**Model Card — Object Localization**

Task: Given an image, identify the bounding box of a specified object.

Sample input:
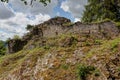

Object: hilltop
[0,17,120,80]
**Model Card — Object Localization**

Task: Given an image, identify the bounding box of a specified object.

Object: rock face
[7,39,27,53]
[7,17,119,53]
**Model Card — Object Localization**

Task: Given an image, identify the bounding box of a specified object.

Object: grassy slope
[0,34,120,80]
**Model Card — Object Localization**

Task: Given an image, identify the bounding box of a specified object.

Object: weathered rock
[7,17,120,53]
[7,39,27,53]
[60,37,76,47]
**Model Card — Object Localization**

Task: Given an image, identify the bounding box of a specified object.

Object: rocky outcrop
[7,17,120,53]
[7,39,27,53]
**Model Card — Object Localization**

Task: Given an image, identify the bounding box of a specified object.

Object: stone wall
[38,20,119,39]
[7,17,119,53]
[7,39,27,53]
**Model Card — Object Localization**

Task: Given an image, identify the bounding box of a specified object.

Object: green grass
[0,47,48,77]
[0,32,120,79]
[115,22,120,29]
[62,22,74,26]
[85,37,120,59]
[92,18,112,24]
[61,64,69,70]
[118,67,120,71]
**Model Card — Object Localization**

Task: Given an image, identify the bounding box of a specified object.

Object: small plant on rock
[77,64,96,80]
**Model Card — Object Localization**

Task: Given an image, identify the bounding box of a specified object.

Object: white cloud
[0,13,50,41]
[74,18,80,22]
[9,0,58,15]
[0,0,56,41]
[0,0,88,41]
[0,2,14,19]
[61,1,70,12]
[61,0,87,19]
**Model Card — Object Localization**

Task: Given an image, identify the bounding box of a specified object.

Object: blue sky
[0,0,87,41]
[53,0,75,21]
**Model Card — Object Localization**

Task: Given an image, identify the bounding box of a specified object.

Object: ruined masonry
[7,17,119,53]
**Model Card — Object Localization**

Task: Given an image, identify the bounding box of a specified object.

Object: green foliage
[26,24,34,31]
[77,64,95,80]
[0,40,6,56]
[94,69,100,77]
[118,67,120,71]
[61,64,69,70]
[0,0,8,3]
[1,0,51,6]
[115,22,120,29]
[84,41,91,46]
[110,41,119,50]
[82,0,120,23]
[62,22,74,27]
[43,45,50,50]
[13,35,20,40]
[94,39,102,45]
[92,18,112,24]
[6,38,11,43]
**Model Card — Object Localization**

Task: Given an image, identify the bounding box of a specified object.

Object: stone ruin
[7,39,27,53]
[7,17,120,53]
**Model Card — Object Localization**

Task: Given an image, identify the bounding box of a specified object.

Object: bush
[26,24,34,31]
[77,64,95,80]
[0,40,6,56]
[13,35,21,40]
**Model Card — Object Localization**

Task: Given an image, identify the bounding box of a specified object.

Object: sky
[0,0,88,41]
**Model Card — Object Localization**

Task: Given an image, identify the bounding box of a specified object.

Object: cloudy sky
[0,0,87,41]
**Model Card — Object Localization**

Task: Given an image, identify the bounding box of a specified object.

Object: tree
[0,0,51,6]
[82,0,120,23]
[0,40,6,56]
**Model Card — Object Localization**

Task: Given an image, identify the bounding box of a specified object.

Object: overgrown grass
[61,64,69,70]
[62,22,74,26]
[114,22,120,29]
[0,47,48,77]
[92,18,112,24]
[85,37,120,59]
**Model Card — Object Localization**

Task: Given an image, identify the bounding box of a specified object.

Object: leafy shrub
[77,64,95,80]
[26,24,34,31]
[13,35,21,40]
[0,40,6,56]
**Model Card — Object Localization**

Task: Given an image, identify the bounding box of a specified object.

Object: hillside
[0,17,120,80]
